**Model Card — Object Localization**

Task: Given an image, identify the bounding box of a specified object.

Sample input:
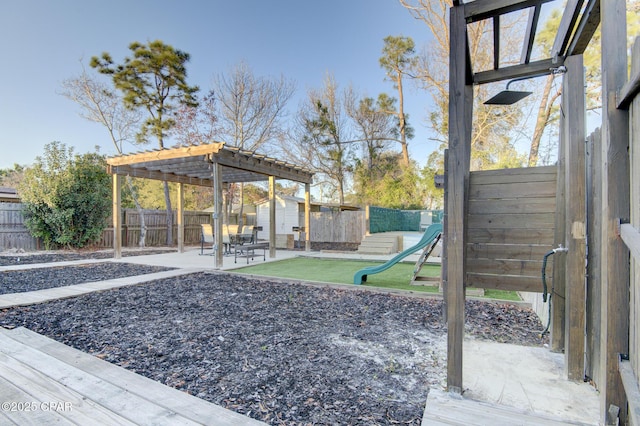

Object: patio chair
[222,224,240,254]
[200,224,214,255]
[239,225,255,244]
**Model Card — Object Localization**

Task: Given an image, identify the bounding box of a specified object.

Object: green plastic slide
[353,223,442,285]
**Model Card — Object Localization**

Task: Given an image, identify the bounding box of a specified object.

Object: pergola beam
[473,58,562,85]
[106,143,224,166]
[566,0,600,56]
[464,0,554,23]
[106,143,314,186]
[551,0,585,60]
[107,164,212,187]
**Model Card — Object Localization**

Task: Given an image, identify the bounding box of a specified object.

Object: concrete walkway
[422,339,600,425]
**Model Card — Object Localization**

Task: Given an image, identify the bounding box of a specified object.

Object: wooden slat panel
[468,212,555,229]
[465,166,557,292]
[466,273,544,292]
[467,243,553,260]
[469,181,557,199]
[467,227,554,245]
[467,257,551,277]
[469,197,556,215]
[469,166,556,184]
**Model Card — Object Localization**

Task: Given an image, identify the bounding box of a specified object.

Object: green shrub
[19,142,111,249]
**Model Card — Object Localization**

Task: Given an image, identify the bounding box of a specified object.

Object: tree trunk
[529,74,559,167]
[397,73,410,166]
[163,181,173,246]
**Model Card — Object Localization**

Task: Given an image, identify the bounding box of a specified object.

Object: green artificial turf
[232,257,521,301]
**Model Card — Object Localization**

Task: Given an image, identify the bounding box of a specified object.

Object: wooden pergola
[106,142,314,268]
[446,0,639,423]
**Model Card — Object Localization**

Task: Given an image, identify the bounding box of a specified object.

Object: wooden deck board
[0,327,266,425]
[0,360,132,425]
[0,375,72,425]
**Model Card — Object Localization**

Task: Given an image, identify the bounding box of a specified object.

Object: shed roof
[106,142,314,185]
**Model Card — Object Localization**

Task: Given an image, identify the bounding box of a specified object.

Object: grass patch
[483,289,522,302]
[233,257,520,300]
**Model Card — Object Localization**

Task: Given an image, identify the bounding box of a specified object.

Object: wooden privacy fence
[99,209,211,248]
[0,203,38,250]
[307,210,364,243]
[465,166,557,291]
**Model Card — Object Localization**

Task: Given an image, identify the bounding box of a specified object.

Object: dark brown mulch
[0,263,174,295]
[0,263,546,425]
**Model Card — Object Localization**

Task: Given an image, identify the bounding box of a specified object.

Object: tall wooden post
[112,174,122,259]
[305,183,311,252]
[269,176,276,258]
[446,4,472,393]
[563,54,586,380]
[600,0,630,421]
[551,112,566,352]
[177,182,184,253]
[212,161,223,269]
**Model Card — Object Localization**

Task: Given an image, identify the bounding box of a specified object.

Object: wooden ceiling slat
[521,5,542,64]
[464,0,554,23]
[551,0,585,59]
[493,16,500,70]
[566,0,600,56]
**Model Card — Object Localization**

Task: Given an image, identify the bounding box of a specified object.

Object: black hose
[540,249,556,336]
[541,249,555,303]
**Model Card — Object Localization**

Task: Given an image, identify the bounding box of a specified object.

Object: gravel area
[0,261,546,425]
[0,263,174,295]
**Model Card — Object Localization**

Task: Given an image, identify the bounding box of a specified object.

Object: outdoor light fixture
[484,66,567,106]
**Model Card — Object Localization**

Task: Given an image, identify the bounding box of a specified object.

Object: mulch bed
[0,255,546,425]
[0,263,174,295]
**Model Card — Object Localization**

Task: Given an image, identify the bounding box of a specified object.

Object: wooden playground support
[444,0,640,423]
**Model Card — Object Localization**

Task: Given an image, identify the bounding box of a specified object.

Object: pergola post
[600,0,630,420]
[212,161,223,269]
[446,3,472,394]
[177,182,184,253]
[305,183,311,252]
[562,54,586,380]
[112,174,122,259]
[269,175,276,258]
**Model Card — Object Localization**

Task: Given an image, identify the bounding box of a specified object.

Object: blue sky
[0,0,439,170]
